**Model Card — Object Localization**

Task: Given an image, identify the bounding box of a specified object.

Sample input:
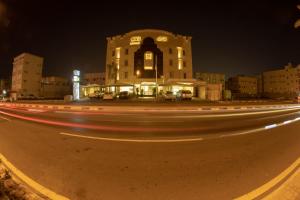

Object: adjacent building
[194,72,225,90]
[227,75,258,98]
[263,63,300,99]
[11,53,43,99]
[83,72,105,85]
[41,76,72,99]
[105,29,198,96]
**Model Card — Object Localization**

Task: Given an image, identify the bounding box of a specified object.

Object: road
[0,104,300,199]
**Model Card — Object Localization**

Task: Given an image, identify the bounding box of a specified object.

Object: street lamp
[155,54,158,99]
[135,70,140,96]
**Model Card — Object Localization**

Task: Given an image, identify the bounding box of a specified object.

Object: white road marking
[170,107,300,119]
[59,132,204,143]
[27,109,46,112]
[0,115,11,121]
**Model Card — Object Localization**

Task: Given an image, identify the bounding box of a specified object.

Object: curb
[0,102,298,112]
[0,154,69,200]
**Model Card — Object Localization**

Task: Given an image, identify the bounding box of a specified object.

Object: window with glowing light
[144,51,154,70]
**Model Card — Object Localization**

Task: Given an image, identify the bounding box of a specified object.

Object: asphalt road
[0,104,300,200]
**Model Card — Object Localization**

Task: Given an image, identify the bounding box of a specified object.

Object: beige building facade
[263,63,300,99]
[105,29,195,96]
[83,72,105,85]
[227,75,258,98]
[11,53,43,99]
[194,72,225,90]
[41,76,71,99]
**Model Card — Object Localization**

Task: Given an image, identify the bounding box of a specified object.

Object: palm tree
[295,5,300,28]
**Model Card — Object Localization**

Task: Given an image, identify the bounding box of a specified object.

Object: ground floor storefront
[81,79,222,101]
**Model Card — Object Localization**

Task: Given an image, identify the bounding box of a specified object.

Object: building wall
[41,76,71,99]
[263,63,300,99]
[105,29,193,85]
[11,53,43,98]
[194,72,225,90]
[206,83,222,101]
[83,72,105,85]
[227,75,257,98]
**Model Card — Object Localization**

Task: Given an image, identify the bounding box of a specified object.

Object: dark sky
[1,0,300,79]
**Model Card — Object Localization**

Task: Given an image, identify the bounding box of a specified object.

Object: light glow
[130,36,142,45]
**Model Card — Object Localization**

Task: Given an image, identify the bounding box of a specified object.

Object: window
[23,80,27,82]
[183,61,186,67]
[112,50,115,57]
[184,73,187,79]
[169,72,174,78]
[125,60,128,66]
[183,50,186,56]
[124,72,128,79]
[169,59,173,66]
[169,48,173,54]
[24,70,28,74]
[144,51,153,70]
[125,48,129,55]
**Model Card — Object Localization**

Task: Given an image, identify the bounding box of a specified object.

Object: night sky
[1,0,300,79]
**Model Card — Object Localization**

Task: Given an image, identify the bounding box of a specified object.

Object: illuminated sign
[130,36,142,45]
[144,66,153,70]
[156,36,168,42]
[73,70,80,100]
[144,52,153,60]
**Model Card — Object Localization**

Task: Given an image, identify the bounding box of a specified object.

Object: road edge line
[235,157,300,200]
[0,153,69,200]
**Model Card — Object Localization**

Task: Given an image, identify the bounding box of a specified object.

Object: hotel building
[105,29,202,96]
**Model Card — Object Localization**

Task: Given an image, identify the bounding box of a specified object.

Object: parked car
[176,90,193,101]
[163,91,176,101]
[103,92,115,100]
[89,91,103,99]
[118,91,130,99]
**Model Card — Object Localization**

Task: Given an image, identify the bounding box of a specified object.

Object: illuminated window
[177,47,183,70]
[115,47,121,59]
[130,36,142,45]
[156,36,168,42]
[144,52,153,60]
[178,59,183,70]
[144,51,153,70]
[177,47,183,58]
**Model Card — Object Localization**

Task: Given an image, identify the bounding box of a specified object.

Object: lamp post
[155,54,158,99]
[136,70,140,96]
